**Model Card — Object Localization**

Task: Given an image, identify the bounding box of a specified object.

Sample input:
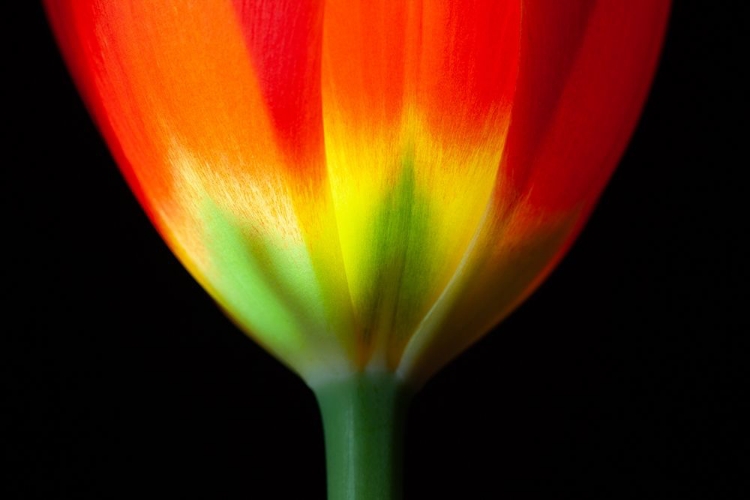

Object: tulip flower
[45,0,671,498]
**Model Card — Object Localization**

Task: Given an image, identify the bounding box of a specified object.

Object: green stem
[313,373,412,500]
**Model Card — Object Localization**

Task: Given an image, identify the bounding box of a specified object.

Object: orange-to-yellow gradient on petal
[44,0,671,386]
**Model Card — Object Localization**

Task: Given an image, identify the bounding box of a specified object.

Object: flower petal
[44,0,356,380]
[400,0,671,384]
[321,0,520,369]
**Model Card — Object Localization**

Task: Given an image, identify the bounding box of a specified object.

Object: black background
[5,3,746,498]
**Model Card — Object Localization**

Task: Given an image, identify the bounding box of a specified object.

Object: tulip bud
[44,1,671,498]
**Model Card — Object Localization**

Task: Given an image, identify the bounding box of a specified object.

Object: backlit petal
[400,0,671,384]
[45,0,356,380]
[321,0,520,369]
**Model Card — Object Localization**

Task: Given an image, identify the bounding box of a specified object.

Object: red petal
[413,0,520,145]
[231,0,325,178]
[498,0,671,213]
